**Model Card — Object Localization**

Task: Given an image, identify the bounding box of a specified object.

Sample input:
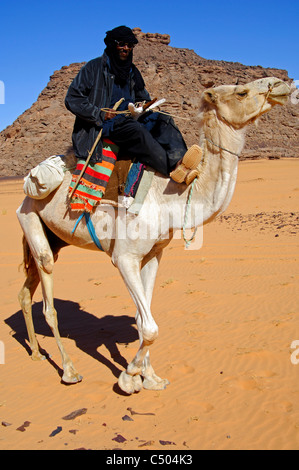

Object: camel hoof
[62,371,83,384]
[31,351,46,361]
[62,374,83,384]
[118,371,142,394]
[132,375,143,393]
[143,377,170,391]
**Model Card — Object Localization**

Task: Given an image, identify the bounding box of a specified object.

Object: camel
[16,77,290,394]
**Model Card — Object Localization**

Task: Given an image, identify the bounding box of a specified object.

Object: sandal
[170,145,202,184]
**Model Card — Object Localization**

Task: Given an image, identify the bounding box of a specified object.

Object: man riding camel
[65,25,202,185]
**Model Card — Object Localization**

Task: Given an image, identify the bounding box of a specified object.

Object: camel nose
[267,78,291,105]
[268,78,291,95]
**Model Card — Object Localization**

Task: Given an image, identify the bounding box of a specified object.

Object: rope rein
[205,138,240,157]
[100,107,190,121]
[182,176,199,249]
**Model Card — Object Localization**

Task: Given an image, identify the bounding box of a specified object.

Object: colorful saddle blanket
[69,139,146,212]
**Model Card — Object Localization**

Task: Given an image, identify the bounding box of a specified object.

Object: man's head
[104,26,138,61]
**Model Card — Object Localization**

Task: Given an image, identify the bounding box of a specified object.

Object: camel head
[202,77,291,129]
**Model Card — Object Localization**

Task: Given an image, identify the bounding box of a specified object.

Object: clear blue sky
[0,0,298,132]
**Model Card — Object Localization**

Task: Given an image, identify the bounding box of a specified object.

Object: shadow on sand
[5,299,139,392]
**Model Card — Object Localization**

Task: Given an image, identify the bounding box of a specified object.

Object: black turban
[104,26,138,47]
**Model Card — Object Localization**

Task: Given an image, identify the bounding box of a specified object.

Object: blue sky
[0,0,298,132]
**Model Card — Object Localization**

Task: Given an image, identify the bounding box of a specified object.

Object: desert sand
[0,158,299,450]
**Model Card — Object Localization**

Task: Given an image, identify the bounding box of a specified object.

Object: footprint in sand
[221,375,260,391]
[221,369,277,391]
[251,370,276,379]
[264,401,293,414]
[198,401,214,413]
[188,401,214,422]
[165,361,195,381]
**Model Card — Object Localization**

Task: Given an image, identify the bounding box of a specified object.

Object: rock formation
[0,29,298,177]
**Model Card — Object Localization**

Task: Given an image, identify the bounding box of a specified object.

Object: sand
[0,158,299,450]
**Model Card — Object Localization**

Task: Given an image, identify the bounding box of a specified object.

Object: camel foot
[62,365,83,384]
[62,372,83,384]
[143,375,170,391]
[31,350,46,361]
[118,371,143,395]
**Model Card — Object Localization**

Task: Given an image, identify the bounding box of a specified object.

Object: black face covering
[104,26,144,91]
[105,45,133,86]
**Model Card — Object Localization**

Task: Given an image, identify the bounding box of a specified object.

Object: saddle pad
[68,139,119,212]
[101,158,146,204]
[127,167,155,215]
[124,162,145,197]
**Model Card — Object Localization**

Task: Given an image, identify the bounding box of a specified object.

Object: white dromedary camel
[16,77,290,394]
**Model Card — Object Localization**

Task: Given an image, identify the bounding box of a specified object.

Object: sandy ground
[0,158,299,451]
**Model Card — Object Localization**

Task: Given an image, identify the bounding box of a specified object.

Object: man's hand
[105,97,126,120]
[104,109,117,120]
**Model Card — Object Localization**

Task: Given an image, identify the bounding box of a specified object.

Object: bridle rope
[205,138,240,158]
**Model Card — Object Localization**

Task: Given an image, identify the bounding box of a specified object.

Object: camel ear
[204,89,218,104]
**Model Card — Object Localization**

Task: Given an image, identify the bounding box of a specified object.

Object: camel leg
[17,206,82,384]
[38,268,82,383]
[138,250,170,390]
[18,255,45,360]
[115,253,160,394]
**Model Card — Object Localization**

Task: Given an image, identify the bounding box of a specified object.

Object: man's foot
[170,145,202,184]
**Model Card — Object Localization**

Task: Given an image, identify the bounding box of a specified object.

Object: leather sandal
[170,145,202,184]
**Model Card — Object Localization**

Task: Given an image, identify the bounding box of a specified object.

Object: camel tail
[21,235,32,275]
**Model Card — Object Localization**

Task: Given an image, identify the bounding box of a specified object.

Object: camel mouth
[268,94,290,105]
[267,82,291,105]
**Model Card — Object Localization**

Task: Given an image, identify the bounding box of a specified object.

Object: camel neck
[193,110,244,222]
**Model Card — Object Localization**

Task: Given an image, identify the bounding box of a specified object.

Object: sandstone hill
[0,28,298,177]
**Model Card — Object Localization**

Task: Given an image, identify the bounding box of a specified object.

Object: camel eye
[237,91,248,98]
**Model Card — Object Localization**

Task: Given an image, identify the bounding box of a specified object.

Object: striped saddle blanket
[69,139,145,212]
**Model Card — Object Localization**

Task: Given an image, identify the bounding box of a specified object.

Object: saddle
[68,139,154,214]
[103,158,144,203]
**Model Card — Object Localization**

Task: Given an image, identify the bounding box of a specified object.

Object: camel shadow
[5,299,138,386]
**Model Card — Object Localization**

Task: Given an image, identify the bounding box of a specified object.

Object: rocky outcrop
[0,29,298,177]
